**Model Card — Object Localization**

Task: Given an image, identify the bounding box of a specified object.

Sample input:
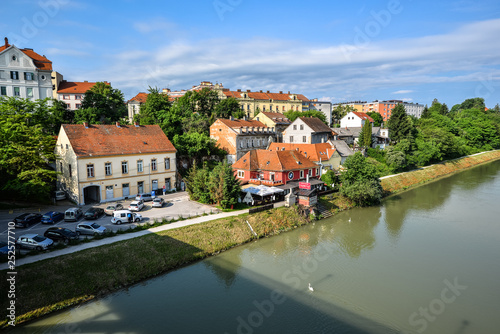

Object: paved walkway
[1,201,285,270]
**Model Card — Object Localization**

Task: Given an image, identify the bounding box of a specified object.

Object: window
[316,168,319,175]
[308,169,312,176]
[300,170,304,178]
[87,164,94,178]
[257,139,261,146]
[151,159,157,171]
[300,125,304,130]
[152,179,158,190]
[76,104,81,109]
[105,163,112,176]
[26,87,33,98]
[237,171,244,178]
[122,161,128,174]
[75,95,82,100]
[289,136,294,142]
[164,158,170,170]
[293,125,297,130]
[137,160,143,172]
[60,162,63,174]
[69,164,72,177]
[10,71,19,80]
[240,141,244,148]
[63,95,70,100]
[0,87,6,96]
[247,139,250,148]
[282,106,285,111]
[13,87,20,96]
[24,72,34,80]
[302,136,306,143]
[66,144,68,149]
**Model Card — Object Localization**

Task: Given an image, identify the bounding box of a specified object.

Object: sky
[2,0,500,107]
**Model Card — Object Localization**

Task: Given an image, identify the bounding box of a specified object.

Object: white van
[64,208,83,222]
[111,210,142,225]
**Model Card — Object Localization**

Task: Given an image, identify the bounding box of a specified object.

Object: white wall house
[0,37,53,100]
[282,116,333,144]
[56,123,177,205]
[340,111,374,128]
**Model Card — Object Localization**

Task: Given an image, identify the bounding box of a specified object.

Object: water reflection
[203,252,241,288]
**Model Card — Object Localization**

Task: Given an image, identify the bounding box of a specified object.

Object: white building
[57,81,102,111]
[305,99,333,126]
[340,111,374,128]
[0,37,53,100]
[283,117,333,144]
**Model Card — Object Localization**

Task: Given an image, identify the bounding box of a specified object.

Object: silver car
[152,197,165,208]
[16,234,53,251]
[76,222,107,236]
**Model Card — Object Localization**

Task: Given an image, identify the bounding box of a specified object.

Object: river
[12,161,500,333]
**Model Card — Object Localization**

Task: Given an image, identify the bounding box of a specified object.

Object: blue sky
[2,0,500,107]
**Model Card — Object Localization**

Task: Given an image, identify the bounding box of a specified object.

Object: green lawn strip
[0,206,308,328]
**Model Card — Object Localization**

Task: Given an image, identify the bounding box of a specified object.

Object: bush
[340,179,383,206]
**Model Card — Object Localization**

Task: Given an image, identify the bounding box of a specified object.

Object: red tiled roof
[352,111,374,122]
[217,118,266,129]
[223,91,242,98]
[0,42,52,71]
[57,81,99,94]
[128,92,149,104]
[299,117,331,132]
[62,124,176,157]
[296,94,310,102]
[233,149,317,172]
[268,143,336,162]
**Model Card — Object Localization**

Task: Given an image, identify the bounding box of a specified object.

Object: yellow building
[56,123,177,205]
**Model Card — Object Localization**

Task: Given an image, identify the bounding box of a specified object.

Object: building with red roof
[340,111,374,128]
[232,149,320,186]
[56,123,177,205]
[268,142,342,170]
[0,37,53,100]
[56,80,108,110]
[210,117,276,164]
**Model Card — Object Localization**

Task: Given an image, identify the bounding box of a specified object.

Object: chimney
[260,90,263,93]
[288,91,290,94]
[237,89,241,92]
[247,89,250,92]
[134,122,140,127]
[4,37,8,48]
[83,122,89,128]
[116,122,120,127]
[84,80,88,82]
[267,90,270,93]
[279,91,283,94]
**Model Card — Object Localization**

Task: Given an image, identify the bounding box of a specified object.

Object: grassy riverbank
[380,150,500,195]
[0,207,310,328]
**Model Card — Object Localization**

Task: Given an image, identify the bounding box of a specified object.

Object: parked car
[44,227,79,244]
[12,213,43,228]
[0,241,10,255]
[76,222,107,236]
[84,207,105,220]
[111,210,143,224]
[16,234,53,251]
[152,197,165,208]
[55,190,66,200]
[64,208,83,222]
[41,211,64,224]
[104,203,124,215]
[128,200,144,212]
[135,193,154,202]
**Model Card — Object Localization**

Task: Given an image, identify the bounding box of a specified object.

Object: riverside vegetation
[1,151,499,328]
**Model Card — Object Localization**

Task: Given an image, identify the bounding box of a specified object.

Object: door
[137,181,144,194]
[165,178,171,190]
[106,185,114,200]
[152,179,158,191]
[122,183,130,197]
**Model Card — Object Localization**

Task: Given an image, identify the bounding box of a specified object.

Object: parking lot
[0,192,218,250]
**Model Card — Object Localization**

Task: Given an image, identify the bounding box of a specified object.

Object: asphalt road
[0,192,218,246]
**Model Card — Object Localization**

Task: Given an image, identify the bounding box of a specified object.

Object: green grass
[0,206,309,328]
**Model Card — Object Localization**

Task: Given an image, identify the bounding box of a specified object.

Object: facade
[330,140,355,164]
[56,123,177,205]
[210,118,276,164]
[332,101,366,113]
[57,81,102,110]
[0,37,53,100]
[304,98,333,126]
[127,92,148,122]
[340,111,374,128]
[232,149,320,186]
[362,100,425,121]
[401,101,425,118]
[253,111,291,143]
[268,142,342,170]
[283,117,333,144]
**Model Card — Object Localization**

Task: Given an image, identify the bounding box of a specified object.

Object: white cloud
[87,18,500,102]
[133,18,177,34]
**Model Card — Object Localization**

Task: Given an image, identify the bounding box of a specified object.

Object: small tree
[358,120,372,148]
[387,104,413,143]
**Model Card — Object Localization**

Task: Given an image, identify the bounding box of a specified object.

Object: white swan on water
[308,283,314,292]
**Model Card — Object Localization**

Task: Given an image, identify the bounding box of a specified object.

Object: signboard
[299,182,311,190]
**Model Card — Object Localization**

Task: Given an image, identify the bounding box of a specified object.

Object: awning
[242,185,285,197]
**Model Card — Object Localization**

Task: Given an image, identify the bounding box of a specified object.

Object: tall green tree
[0,97,58,200]
[387,104,413,143]
[366,112,383,127]
[75,82,126,124]
[214,97,245,119]
[208,161,242,208]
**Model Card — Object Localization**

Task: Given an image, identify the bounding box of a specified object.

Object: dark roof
[299,117,331,133]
